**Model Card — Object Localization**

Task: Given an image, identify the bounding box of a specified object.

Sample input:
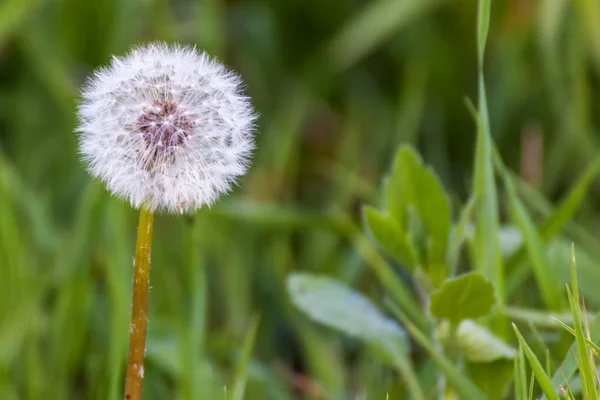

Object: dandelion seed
[76,42,256,213]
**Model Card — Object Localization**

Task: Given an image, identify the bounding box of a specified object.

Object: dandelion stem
[124,207,154,400]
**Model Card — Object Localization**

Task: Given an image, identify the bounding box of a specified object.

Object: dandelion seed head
[76,42,256,213]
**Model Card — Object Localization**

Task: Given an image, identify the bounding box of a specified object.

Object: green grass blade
[512,324,560,400]
[565,245,598,399]
[500,168,562,310]
[505,156,600,281]
[232,316,260,400]
[325,0,444,70]
[473,0,505,309]
[545,312,600,399]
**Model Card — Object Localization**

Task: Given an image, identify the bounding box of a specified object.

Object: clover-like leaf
[429,273,496,324]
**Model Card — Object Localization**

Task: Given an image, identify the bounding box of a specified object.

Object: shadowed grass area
[2,0,600,399]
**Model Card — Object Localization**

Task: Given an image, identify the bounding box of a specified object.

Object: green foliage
[287,273,426,399]
[513,324,560,400]
[3,0,600,398]
[429,273,496,324]
[436,320,513,363]
[288,273,407,351]
[363,206,416,270]
[365,145,450,287]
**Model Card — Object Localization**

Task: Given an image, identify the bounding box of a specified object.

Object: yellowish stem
[124,207,154,400]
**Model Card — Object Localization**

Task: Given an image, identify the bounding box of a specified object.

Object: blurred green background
[1,0,600,398]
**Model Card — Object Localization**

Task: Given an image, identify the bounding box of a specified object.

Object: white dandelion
[76,42,256,214]
[75,42,257,400]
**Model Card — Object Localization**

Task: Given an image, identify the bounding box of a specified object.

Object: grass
[2,0,600,399]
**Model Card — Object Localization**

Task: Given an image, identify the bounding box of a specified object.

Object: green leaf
[384,145,450,285]
[287,273,407,352]
[287,273,427,399]
[437,320,514,363]
[430,273,496,324]
[363,206,416,270]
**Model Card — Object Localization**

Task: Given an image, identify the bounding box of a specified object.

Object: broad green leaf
[387,146,449,259]
[363,206,416,270]
[287,273,407,353]
[384,145,450,286]
[467,360,513,400]
[287,273,426,399]
[437,320,514,362]
[513,324,560,400]
[430,273,496,324]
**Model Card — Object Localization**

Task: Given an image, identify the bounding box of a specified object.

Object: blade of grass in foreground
[545,313,600,399]
[514,345,527,400]
[540,248,600,400]
[473,0,505,311]
[565,246,597,399]
[499,165,562,311]
[232,316,260,400]
[504,155,600,297]
[512,324,560,400]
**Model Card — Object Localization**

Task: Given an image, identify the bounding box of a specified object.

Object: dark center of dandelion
[137,100,195,157]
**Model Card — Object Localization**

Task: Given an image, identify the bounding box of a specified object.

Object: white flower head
[76,42,256,214]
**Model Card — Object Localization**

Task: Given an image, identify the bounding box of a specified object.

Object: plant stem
[124,207,154,400]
